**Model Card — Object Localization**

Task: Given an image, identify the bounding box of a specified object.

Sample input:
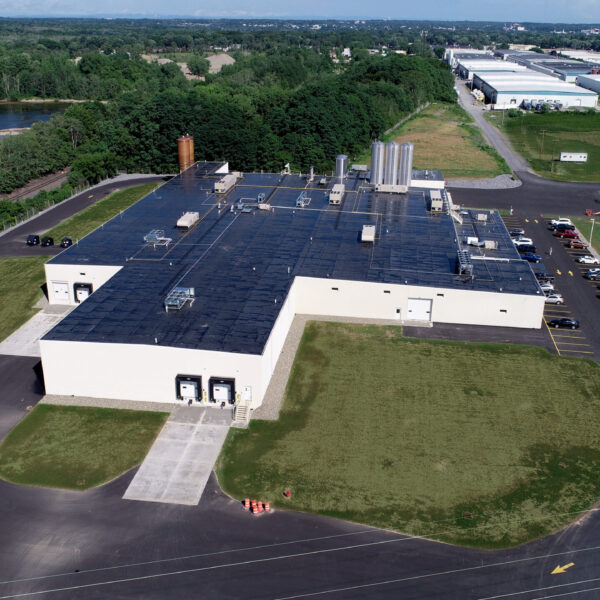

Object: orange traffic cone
[258,502,264,513]
[265,502,270,512]
[244,498,250,510]
[251,505,258,515]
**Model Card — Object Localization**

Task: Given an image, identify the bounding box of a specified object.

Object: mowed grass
[0,405,168,490]
[217,321,600,549]
[357,103,510,179]
[486,110,600,182]
[0,256,47,341]
[572,217,600,254]
[45,182,159,242]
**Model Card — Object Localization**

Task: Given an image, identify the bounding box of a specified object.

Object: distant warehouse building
[577,74,600,94]
[456,59,528,81]
[472,71,598,109]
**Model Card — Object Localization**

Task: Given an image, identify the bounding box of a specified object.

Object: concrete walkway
[455,79,531,173]
[0,297,72,357]
[123,406,231,506]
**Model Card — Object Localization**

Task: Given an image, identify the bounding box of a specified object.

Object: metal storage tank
[383,142,399,186]
[177,135,194,172]
[335,154,347,183]
[398,142,414,187]
[370,141,384,185]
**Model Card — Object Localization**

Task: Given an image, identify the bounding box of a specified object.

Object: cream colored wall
[294,276,544,329]
[40,339,263,405]
[45,263,122,305]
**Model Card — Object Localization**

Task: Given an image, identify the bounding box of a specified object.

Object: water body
[0,102,70,131]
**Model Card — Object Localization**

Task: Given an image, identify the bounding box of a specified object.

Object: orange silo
[177,135,194,172]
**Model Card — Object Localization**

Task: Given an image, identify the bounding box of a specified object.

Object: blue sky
[0,0,599,23]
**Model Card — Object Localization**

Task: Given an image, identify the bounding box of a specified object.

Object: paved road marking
[555,342,591,347]
[534,219,538,223]
[556,269,562,275]
[568,271,574,276]
[559,349,594,354]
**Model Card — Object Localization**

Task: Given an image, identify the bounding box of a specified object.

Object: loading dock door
[406,298,432,321]
[179,381,198,402]
[52,281,69,303]
[209,377,235,404]
[76,287,90,302]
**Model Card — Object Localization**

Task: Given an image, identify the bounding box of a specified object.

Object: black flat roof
[44,164,541,354]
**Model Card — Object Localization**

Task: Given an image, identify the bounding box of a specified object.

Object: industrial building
[40,142,545,411]
[472,71,598,109]
[455,59,528,81]
[577,74,600,94]
[444,48,492,69]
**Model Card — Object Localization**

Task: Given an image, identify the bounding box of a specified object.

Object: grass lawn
[0,405,168,489]
[44,182,159,242]
[0,256,47,341]
[572,217,600,255]
[486,110,600,182]
[356,103,510,179]
[217,321,600,549]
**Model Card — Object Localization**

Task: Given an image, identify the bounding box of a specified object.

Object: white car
[550,217,573,227]
[545,294,564,305]
[513,237,533,245]
[539,281,554,292]
[577,255,599,265]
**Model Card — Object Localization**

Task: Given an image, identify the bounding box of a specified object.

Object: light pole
[590,217,595,248]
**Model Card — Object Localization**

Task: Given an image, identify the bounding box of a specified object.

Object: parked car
[567,240,588,250]
[549,217,573,227]
[521,252,542,263]
[508,228,525,237]
[41,236,54,247]
[26,234,40,246]
[545,294,564,305]
[584,269,600,281]
[548,318,579,329]
[577,255,599,265]
[517,244,537,254]
[552,223,576,232]
[513,237,533,245]
[539,281,554,292]
[535,272,555,282]
[555,230,579,239]
[60,237,73,248]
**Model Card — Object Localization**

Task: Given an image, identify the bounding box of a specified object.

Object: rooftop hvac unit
[430,190,443,212]
[329,184,345,205]
[370,141,385,186]
[296,191,311,207]
[176,212,199,229]
[398,142,414,187]
[383,142,399,186]
[361,224,376,243]
[336,154,348,183]
[457,250,473,277]
[144,229,172,247]
[476,213,488,222]
[164,287,195,312]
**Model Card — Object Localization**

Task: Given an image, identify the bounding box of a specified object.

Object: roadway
[0,175,171,258]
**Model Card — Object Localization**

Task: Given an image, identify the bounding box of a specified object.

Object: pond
[0,102,70,131]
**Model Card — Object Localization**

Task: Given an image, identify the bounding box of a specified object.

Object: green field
[0,405,167,489]
[572,217,600,254]
[356,102,510,179]
[45,182,159,242]
[0,256,47,341]
[217,321,600,548]
[486,110,600,182]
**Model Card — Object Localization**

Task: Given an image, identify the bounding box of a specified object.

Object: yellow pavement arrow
[568,271,574,277]
[525,218,530,223]
[556,269,562,275]
[551,563,574,575]
[534,219,539,223]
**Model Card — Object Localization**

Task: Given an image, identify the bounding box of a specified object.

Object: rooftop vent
[457,250,473,278]
[296,191,311,208]
[362,224,376,243]
[144,229,172,247]
[165,287,195,312]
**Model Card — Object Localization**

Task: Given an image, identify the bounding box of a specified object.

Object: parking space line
[556,342,591,347]
[553,335,586,339]
[559,349,595,354]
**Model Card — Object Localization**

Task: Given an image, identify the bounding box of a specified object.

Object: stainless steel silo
[370,141,384,185]
[383,142,399,186]
[398,142,414,187]
[336,154,347,183]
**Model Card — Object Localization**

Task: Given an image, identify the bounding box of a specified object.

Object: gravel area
[41,395,175,414]
[447,174,522,189]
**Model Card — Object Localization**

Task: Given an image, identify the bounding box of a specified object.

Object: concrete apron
[123,406,231,506]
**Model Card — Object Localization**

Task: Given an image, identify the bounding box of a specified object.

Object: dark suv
[41,236,54,247]
[26,234,40,246]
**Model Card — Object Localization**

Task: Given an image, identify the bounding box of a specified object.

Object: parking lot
[502,213,599,361]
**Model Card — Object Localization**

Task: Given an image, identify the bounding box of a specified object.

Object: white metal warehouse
[40,150,545,411]
[456,59,528,81]
[472,71,598,109]
[577,74,600,94]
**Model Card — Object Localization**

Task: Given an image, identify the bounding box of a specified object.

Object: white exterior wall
[577,75,600,94]
[294,277,544,329]
[40,339,263,406]
[493,92,597,109]
[45,263,122,305]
